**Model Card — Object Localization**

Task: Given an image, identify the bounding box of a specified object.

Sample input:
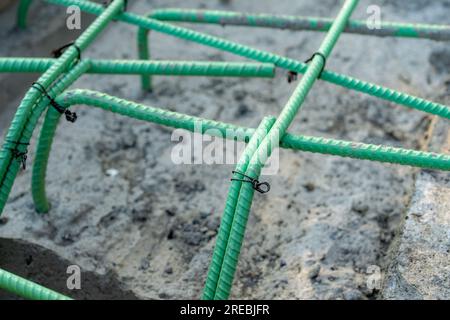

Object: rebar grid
[0,0,448,300]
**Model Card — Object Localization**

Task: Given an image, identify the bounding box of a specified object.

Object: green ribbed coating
[0,61,91,215]
[281,134,450,170]
[8,0,450,301]
[0,58,275,78]
[31,88,450,216]
[0,268,71,300]
[20,1,450,41]
[32,88,253,212]
[0,0,124,216]
[17,0,32,29]
[137,13,153,90]
[212,0,359,300]
[0,58,54,73]
[202,116,275,300]
[46,0,450,118]
[149,9,450,41]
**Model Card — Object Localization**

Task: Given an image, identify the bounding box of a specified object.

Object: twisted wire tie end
[231,170,270,194]
[5,140,30,170]
[287,51,327,83]
[31,82,77,123]
[52,41,81,65]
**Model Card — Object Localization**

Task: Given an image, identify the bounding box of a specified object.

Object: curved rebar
[31,88,450,213]
[43,0,450,119]
[0,267,71,300]
[0,57,275,78]
[6,0,450,301]
[0,0,124,215]
[0,61,91,215]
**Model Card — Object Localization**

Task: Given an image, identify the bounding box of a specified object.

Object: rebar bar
[209,0,359,300]
[0,267,71,300]
[0,57,275,78]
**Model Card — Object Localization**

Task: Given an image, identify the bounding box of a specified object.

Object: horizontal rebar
[46,0,450,119]
[30,88,450,216]
[0,58,275,77]
[54,89,450,170]
[6,0,450,301]
[150,8,450,41]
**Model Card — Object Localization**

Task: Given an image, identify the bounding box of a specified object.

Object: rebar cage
[0,0,449,300]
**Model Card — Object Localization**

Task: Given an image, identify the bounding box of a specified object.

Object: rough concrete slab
[0,0,449,300]
[383,105,450,300]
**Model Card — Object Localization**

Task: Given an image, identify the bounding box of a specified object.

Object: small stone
[165,209,176,217]
[164,266,173,274]
[106,168,119,177]
[140,258,150,271]
[0,217,8,225]
[280,259,287,268]
[303,183,315,192]
[200,211,210,219]
[351,200,369,214]
[167,229,175,240]
[307,264,321,280]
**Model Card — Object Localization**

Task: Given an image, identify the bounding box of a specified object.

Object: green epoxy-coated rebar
[45,0,450,119]
[137,8,450,91]
[5,0,450,301]
[0,268,71,300]
[19,1,450,41]
[31,88,250,213]
[202,116,276,300]
[30,89,450,215]
[211,0,359,300]
[0,61,90,215]
[137,13,153,90]
[17,0,32,29]
[149,9,450,41]
[0,0,124,215]
[0,58,275,78]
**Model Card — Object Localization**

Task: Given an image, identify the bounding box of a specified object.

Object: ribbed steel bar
[31,88,250,213]
[44,0,450,119]
[137,8,450,90]
[0,268,71,300]
[19,2,450,41]
[17,0,32,29]
[0,0,124,215]
[202,116,275,300]
[211,0,359,300]
[0,61,90,215]
[30,88,450,214]
[0,57,275,78]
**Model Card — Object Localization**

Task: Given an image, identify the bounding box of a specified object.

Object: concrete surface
[0,0,449,300]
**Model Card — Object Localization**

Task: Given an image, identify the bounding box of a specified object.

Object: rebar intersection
[0,0,449,300]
